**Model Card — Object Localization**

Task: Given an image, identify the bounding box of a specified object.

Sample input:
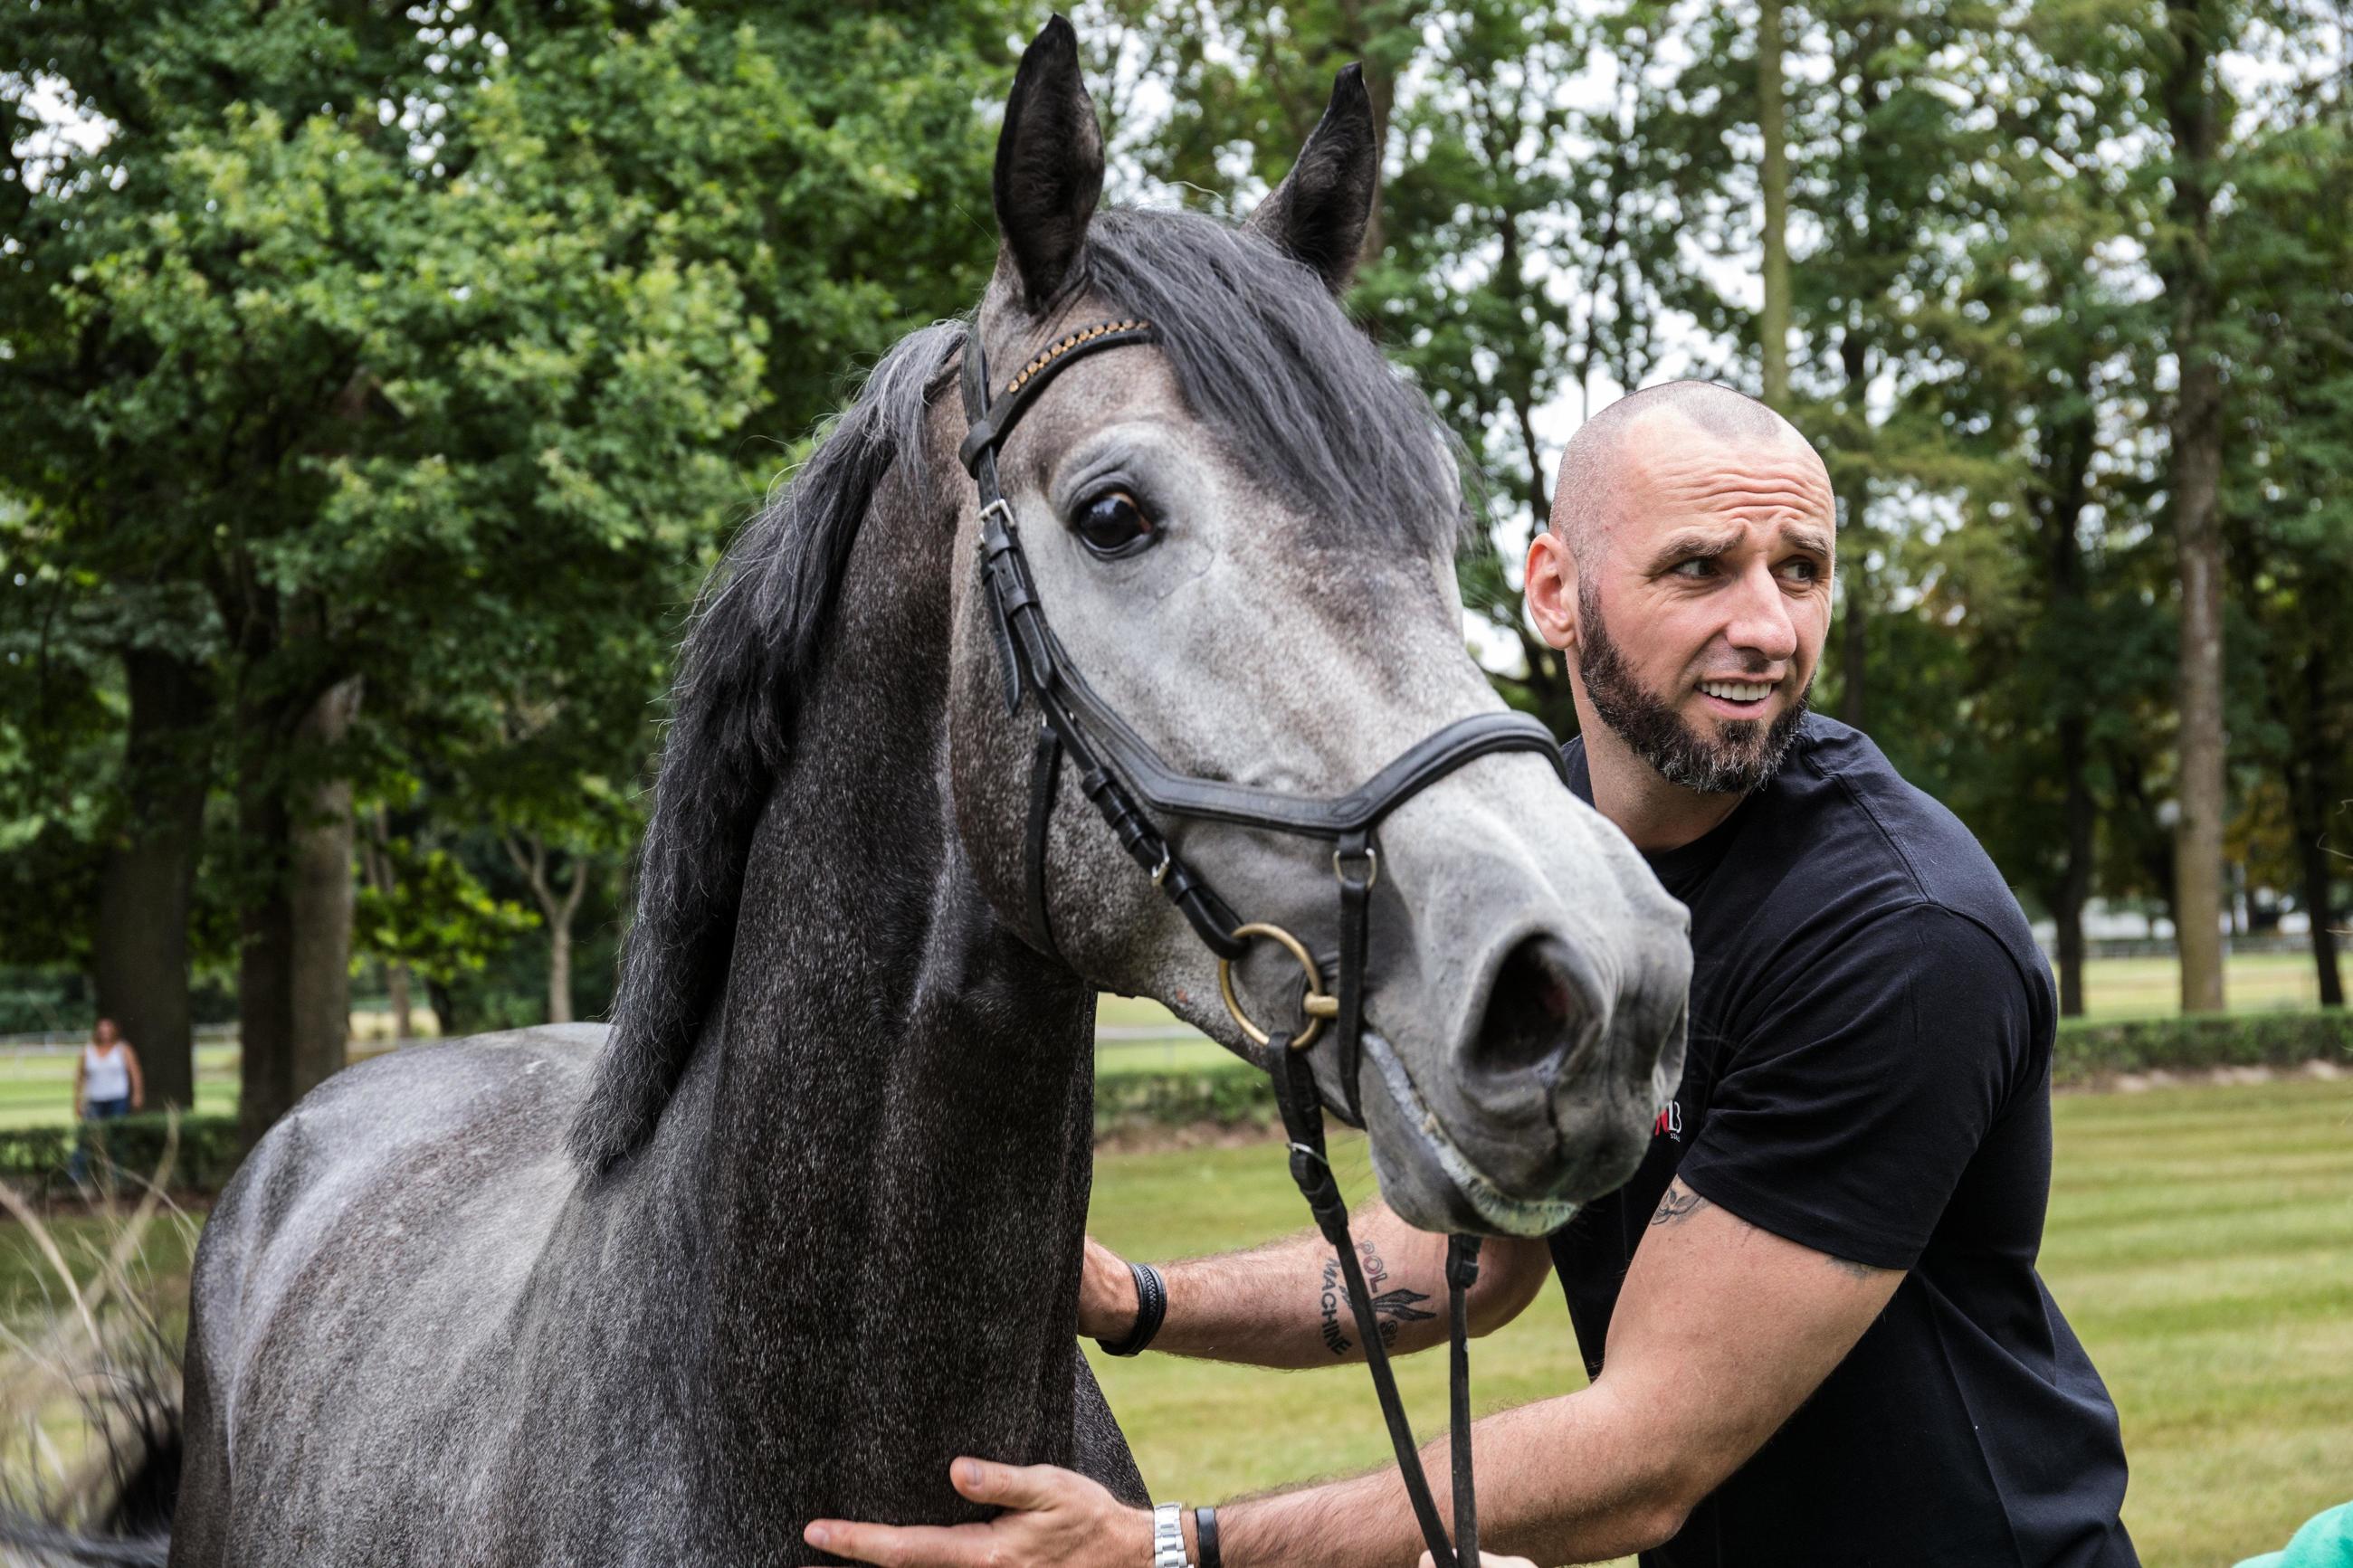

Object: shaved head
[1549,381,1805,556]
[1521,377,1836,822]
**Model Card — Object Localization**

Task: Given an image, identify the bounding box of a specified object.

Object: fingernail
[957,1459,986,1489]
[805,1525,832,1548]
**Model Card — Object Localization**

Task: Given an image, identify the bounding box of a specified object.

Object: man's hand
[805,1459,1147,1568]
[1077,1236,1140,1343]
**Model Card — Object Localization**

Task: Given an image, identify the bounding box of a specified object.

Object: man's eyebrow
[1644,527,1739,567]
[1781,524,1834,560]
[1643,523,1834,571]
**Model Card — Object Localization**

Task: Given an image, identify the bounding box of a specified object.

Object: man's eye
[1781,558,1822,583]
[1669,558,1715,579]
[1072,490,1157,557]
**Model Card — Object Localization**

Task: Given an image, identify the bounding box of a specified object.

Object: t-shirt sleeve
[1672,903,2037,1271]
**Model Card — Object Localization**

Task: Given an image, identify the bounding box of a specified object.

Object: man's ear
[993,16,1104,310]
[1524,528,1580,652]
[1243,65,1378,296]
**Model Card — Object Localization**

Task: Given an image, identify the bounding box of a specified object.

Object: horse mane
[567,322,965,1172]
[571,208,1461,1173]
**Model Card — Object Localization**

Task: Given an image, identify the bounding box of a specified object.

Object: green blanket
[2239,1504,2353,1568]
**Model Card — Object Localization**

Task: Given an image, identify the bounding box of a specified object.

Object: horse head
[944,18,1691,1235]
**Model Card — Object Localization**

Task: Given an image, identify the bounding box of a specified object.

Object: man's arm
[1079,1202,1556,1368]
[1224,1179,1901,1565]
[809,1179,1901,1568]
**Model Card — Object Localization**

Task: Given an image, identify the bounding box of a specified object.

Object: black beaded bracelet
[1194,1506,1222,1568]
[1098,1261,1167,1357]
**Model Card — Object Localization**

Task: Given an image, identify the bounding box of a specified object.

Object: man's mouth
[1696,679,1776,717]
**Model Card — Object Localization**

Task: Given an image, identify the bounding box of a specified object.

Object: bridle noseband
[960,317,1573,1568]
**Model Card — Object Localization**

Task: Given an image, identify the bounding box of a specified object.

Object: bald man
[811,385,2137,1568]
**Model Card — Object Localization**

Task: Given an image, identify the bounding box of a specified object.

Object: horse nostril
[1470,935,1597,1079]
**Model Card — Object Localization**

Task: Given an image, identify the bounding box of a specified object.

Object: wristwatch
[1152,1502,1193,1568]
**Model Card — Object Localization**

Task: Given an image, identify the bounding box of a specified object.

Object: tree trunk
[1837,505,1868,731]
[1758,0,1791,409]
[2056,714,2093,1017]
[2299,823,2345,1010]
[2164,0,2228,1015]
[548,914,574,1026]
[2048,413,2098,1018]
[289,677,363,1100]
[93,647,213,1109]
[2291,659,2345,1008]
[505,832,590,1026]
[357,809,415,1040]
[236,723,296,1152]
[387,964,414,1041]
[425,974,461,1040]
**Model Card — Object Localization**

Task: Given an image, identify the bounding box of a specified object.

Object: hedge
[1091,1008,2353,1139]
[0,1114,244,1199]
[2051,1008,2353,1081]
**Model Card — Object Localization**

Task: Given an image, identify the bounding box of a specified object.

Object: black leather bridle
[960,317,1572,1568]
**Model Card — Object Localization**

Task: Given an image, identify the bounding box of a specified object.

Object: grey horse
[166,21,1690,1568]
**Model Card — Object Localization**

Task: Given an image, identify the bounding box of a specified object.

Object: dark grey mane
[567,320,965,1171]
[572,208,1463,1172]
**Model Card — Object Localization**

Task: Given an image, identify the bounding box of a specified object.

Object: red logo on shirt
[1653,1102,1683,1141]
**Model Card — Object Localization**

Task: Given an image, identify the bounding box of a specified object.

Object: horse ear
[1245,65,1378,297]
[993,15,1104,310]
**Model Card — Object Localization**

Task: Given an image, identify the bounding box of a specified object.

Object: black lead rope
[957,318,1554,1568]
[1272,1038,1479,1568]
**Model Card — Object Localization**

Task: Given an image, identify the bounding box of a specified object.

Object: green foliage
[1094,1066,1282,1140]
[0,1114,244,1196]
[352,840,538,989]
[0,0,1021,1058]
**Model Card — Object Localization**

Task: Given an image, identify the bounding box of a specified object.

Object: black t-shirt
[1548,715,2136,1568]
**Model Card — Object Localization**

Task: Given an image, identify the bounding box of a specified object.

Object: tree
[2217,89,2353,1007]
[5,1,1015,1145]
[2157,0,2235,1012]
[1758,0,1791,410]
[1892,5,2174,1013]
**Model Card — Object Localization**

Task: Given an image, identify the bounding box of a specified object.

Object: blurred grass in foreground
[1086,1077,2353,1568]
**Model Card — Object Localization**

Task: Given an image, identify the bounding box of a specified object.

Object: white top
[83,1043,130,1104]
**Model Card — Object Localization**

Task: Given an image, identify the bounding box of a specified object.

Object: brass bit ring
[1218,921,1338,1051]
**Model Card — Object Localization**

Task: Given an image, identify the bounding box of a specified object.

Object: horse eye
[1072,490,1157,557]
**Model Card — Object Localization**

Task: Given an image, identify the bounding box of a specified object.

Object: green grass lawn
[2079,951,2326,1021]
[0,1073,2339,1562]
[1084,1077,2353,1568]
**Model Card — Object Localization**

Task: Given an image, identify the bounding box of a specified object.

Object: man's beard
[1577,586,1809,796]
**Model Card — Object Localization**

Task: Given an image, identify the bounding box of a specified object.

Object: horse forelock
[1083,208,1468,555]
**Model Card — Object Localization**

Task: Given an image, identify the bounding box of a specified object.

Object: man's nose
[1724,561,1800,663]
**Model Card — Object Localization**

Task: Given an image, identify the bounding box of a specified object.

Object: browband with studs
[957,319,1158,476]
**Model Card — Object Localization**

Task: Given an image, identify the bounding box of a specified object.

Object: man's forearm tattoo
[1827,1254,1891,1281]
[1315,1241,1436,1356]
[1358,1240,1434,1347]
[1317,1255,1351,1356]
[1649,1184,1708,1228]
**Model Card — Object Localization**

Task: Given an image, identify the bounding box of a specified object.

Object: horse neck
[695,463,1100,1528]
